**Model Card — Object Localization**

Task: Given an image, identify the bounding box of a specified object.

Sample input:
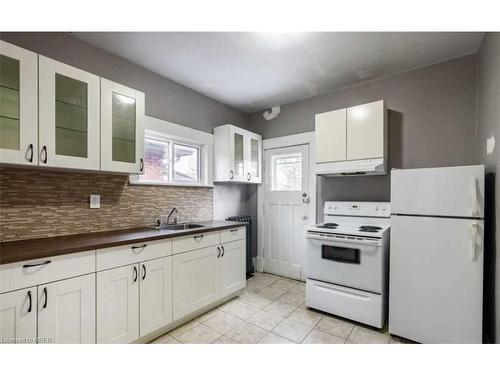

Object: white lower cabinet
[173,246,221,320]
[97,264,139,344]
[139,257,173,337]
[37,273,95,344]
[0,287,37,344]
[220,239,246,298]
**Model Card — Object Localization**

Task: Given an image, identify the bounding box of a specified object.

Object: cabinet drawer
[96,238,172,272]
[220,226,246,243]
[172,231,220,255]
[0,251,95,294]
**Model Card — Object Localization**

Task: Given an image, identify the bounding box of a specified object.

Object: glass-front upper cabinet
[100,79,144,174]
[232,129,246,181]
[38,56,100,170]
[247,134,262,183]
[213,124,262,184]
[0,41,38,166]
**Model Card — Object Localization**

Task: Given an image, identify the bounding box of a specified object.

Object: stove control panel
[324,201,391,217]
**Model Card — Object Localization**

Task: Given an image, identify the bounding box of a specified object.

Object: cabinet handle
[142,264,147,280]
[247,173,251,181]
[229,170,234,180]
[42,287,48,309]
[221,245,225,257]
[133,266,138,282]
[140,158,144,172]
[41,145,47,164]
[27,291,32,313]
[27,144,34,163]
[194,234,204,242]
[23,260,51,268]
[131,244,147,250]
[217,246,221,258]
[230,229,238,233]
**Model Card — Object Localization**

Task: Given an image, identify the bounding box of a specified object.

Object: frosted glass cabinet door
[229,129,246,182]
[101,79,145,174]
[247,134,262,183]
[38,56,100,170]
[0,41,38,166]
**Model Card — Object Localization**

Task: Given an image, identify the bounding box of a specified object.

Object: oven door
[306,232,384,293]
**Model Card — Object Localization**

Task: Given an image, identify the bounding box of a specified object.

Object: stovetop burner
[359,225,382,233]
[316,223,338,229]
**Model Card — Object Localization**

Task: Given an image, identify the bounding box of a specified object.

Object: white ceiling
[74,32,484,113]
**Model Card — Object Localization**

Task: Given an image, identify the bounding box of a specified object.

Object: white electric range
[305,201,390,328]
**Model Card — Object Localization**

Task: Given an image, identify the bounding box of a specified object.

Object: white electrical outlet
[90,194,100,209]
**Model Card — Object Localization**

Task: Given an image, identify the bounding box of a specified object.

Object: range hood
[315,157,387,177]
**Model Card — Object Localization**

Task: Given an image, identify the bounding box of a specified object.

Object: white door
[0,287,37,344]
[97,264,139,344]
[391,165,485,218]
[172,246,220,321]
[220,239,246,297]
[38,56,100,170]
[139,257,173,337]
[346,100,385,160]
[389,215,484,343]
[0,41,38,166]
[37,274,95,344]
[100,79,145,174]
[263,144,310,280]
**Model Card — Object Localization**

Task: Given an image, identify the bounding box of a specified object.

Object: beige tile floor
[150,272,414,344]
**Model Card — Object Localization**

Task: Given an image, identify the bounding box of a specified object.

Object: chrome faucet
[166,207,178,224]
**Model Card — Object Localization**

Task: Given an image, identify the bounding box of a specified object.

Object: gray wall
[0,32,247,132]
[247,55,479,218]
[477,32,500,343]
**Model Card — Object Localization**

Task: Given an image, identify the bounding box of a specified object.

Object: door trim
[256,131,316,279]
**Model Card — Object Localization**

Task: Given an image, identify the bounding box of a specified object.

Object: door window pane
[0,55,20,150]
[141,138,170,182]
[174,144,199,182]
[112,92,136,163]
[55,74,88,157]
[233,132,244,176]
[250,138,259,178]
[271,153,302,191]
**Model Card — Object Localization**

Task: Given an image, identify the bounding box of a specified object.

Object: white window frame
[129,116,214,187]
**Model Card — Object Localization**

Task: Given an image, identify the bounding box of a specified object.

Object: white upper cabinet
[100,79,145,174]
[38,56,100,170]
[315,108,347,163]
[314,100,387,176]
[214,124,262,183]
[346,100,386,160]
[0,41,38,166]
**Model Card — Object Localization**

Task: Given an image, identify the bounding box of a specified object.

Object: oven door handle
[306,233,379,246]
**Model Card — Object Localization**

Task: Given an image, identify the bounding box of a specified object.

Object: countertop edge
[0,221,248,265]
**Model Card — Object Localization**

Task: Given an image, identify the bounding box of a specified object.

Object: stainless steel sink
[154,223,205,231]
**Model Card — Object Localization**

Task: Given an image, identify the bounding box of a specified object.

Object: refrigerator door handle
[470,221,478,260]
[471,177,479,216]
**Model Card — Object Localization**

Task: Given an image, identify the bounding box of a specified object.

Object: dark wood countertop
[0,221,247,265]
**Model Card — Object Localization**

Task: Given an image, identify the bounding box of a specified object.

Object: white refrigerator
[389,165,484,343]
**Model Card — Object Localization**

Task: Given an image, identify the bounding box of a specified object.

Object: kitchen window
[130,128,209,186]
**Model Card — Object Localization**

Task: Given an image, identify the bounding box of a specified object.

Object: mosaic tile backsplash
[0,167,213,242]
